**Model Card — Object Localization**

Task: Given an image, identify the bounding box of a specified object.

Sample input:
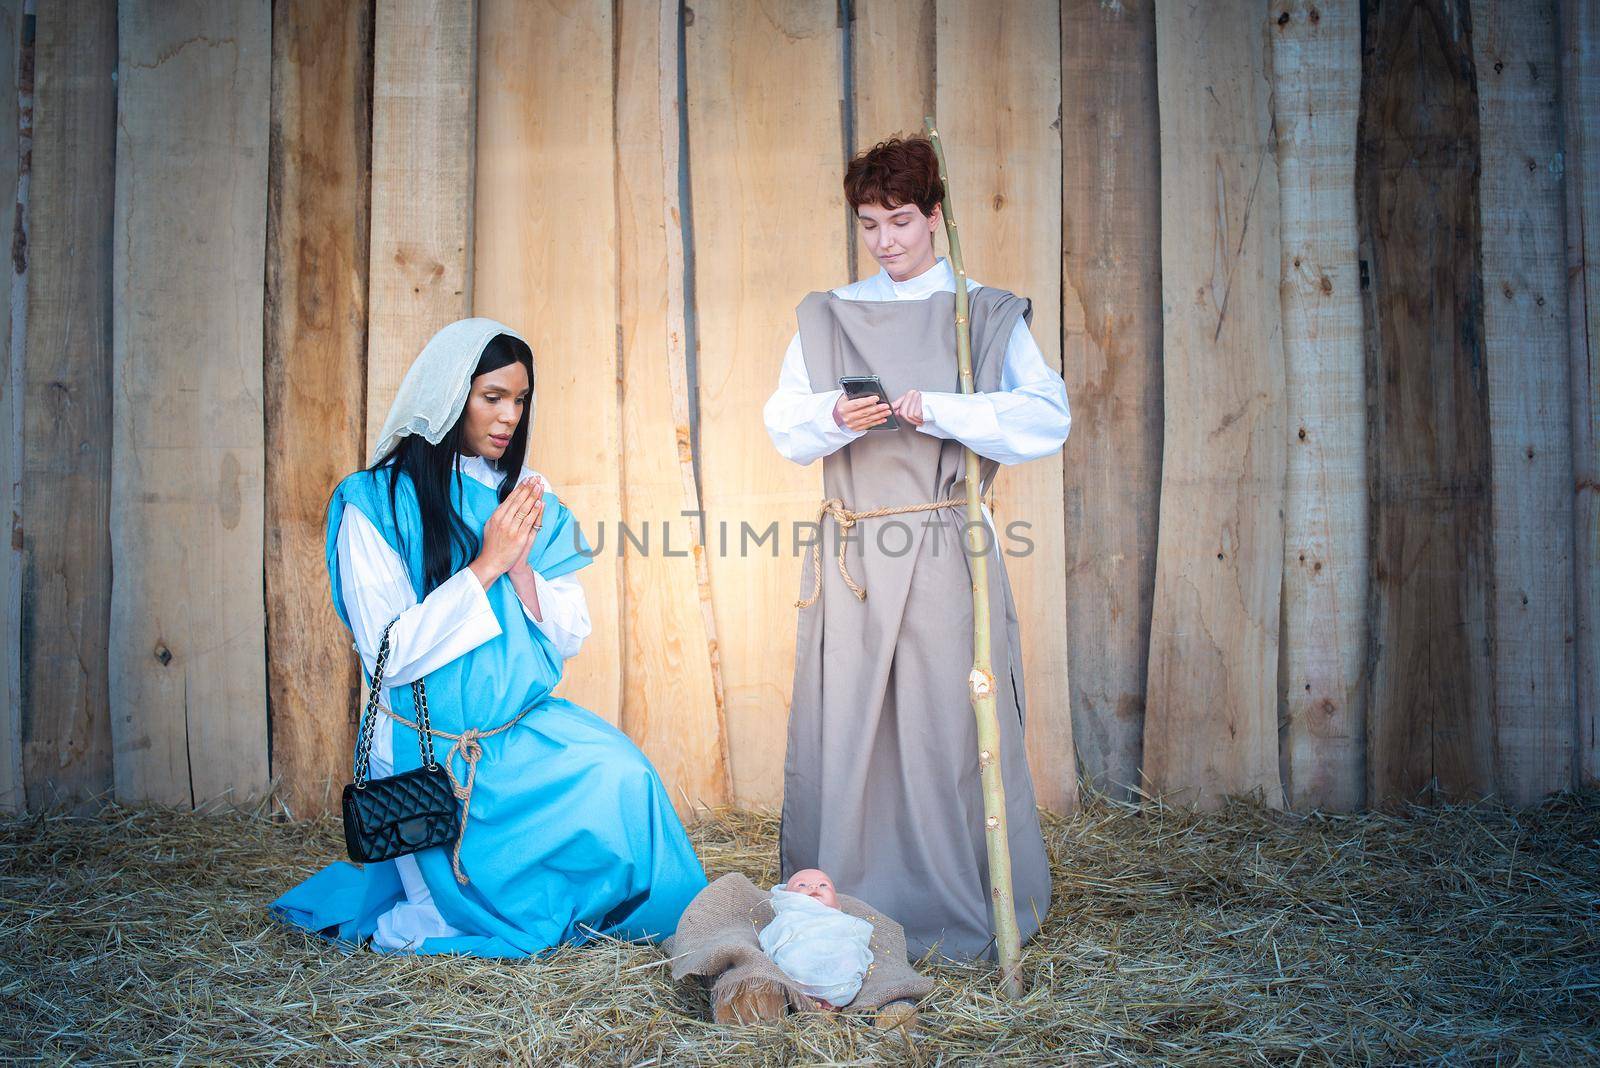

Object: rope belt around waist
[376,704,530,884]
[795,496,967,610]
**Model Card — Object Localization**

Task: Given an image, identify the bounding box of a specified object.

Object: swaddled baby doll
[664,870,932,1026]
[757,869,875,1008]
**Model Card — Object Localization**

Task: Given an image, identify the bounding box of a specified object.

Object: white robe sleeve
[335,504,502,686]
[763,331,865,465]
[508,476,593,661]
[916,316,1072,465]
[519,571,591,661]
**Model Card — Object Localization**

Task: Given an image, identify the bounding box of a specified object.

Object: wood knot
[153,643,173,667]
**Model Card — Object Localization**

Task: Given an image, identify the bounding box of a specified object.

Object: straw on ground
[1,790,1596,1064]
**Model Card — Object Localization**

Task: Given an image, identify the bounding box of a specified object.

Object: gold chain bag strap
[341,618,460,865]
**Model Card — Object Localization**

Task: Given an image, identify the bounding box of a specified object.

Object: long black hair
[372,333,536,593]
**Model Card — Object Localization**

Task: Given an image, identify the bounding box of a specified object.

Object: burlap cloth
[664,873,934,1014]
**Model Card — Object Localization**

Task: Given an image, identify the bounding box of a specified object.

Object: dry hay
[1,789,1596,1065]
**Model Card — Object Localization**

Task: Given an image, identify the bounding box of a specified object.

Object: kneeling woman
[272,317,707,956]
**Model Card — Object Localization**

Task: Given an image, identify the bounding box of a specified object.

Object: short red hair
[843,137,944,217]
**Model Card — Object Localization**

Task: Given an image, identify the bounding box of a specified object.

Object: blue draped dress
[270,465,707,957]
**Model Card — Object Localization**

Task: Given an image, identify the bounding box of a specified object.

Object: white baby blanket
[757,885,876,1006]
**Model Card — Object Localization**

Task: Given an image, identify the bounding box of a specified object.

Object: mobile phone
[838,375,900,431]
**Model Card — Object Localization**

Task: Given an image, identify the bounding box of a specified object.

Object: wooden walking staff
[923,117,1024,997]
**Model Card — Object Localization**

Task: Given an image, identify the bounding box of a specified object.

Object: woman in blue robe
[272,317,707,957]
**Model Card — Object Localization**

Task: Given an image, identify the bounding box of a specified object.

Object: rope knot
[794,494,967,609]
[457,728,485,765]
[823,498,856,530]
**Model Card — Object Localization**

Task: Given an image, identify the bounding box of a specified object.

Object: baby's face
[786,868,839,909]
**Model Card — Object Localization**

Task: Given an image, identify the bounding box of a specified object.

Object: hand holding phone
[837,375,900,431]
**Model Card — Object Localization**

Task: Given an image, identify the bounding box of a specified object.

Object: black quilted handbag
[342,618,460,864]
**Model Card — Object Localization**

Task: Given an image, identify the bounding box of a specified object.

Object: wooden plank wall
[850,0,935,289]
[1563,0,1600,789]
[937,0,1077,814]
[5,0,1597,818]
[0,0,20,815]
[1272,0,1367,811]
[265,0,372,818]
[472,0,624,724]
[851,1,934,149]
[1143,0,1287,809]
[20,1,117,812]
[1473,0,1578,805]
[110,0,272,806]
[364,0,475,461]
[1359,0,1496,805]
[615,0,730,813]
[1059,0,1161,802]
[687,0,840,810]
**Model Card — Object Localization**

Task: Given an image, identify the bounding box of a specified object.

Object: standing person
[272,317,706,956]
[763,138,1070,961]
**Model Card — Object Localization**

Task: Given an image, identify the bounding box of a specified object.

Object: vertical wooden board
[1059,0,1161,802]
[1143,0,1286,810]
[1561,0,1600,788]
[366,0,475,460]
[0,0,19,814]
[111,0,271,806]
[1272,0,1367,812]
[1358,0,1494,805]
[1473,0,1577,805]
[615,0,730,814]
[688,0,841,809]
[852,0,934,144]
[473,0,622,725]
[937,0,1076,814]
[850,0,934,284]
[20,0,116,812]
[266,0,371,818]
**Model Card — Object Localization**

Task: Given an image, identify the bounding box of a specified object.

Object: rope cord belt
[375,703,530,884]
[794,496,967,610]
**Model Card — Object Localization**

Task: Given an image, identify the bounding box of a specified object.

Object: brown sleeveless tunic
[779,287,1053,962]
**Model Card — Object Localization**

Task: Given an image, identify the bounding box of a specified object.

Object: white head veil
[369,317,536,465]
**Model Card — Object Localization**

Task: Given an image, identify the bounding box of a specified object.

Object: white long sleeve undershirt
[762,258,1071,467]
